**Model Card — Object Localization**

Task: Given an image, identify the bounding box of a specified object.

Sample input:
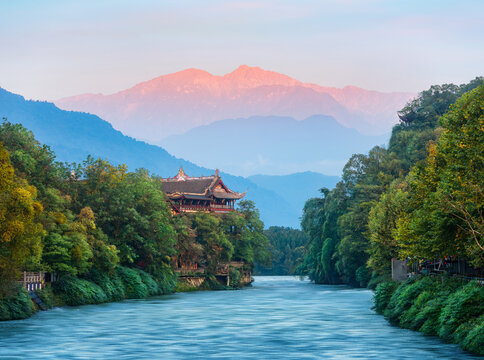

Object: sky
[1,0,483,100]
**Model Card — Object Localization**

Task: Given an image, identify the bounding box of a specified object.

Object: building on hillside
[160,167,246,214]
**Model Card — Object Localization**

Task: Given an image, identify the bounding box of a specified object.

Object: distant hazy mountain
[160,115,389,176]
[0,87,301,227]
[55,65,413,141]
[248,172,340,220]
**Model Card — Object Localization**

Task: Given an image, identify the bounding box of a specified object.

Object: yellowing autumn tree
[0,142,43,295]
[438,84,484,264]
[393,84,484,267]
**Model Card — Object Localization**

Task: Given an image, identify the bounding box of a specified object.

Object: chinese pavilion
[161,167,246,214]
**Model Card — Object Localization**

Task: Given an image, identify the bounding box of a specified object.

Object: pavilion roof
[160,167,246,200]
[161,177,216,195]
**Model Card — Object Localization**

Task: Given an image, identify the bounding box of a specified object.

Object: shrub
[384,276,434,324]
[0,285,34,321]
[373,281,398,313]
[418,296,449,335]
[156,270,177,294]
[35,285,56,309]
[462,315,484,355]
[454,318,477,346]
[176,280,201,292]
[116,266,148,299]
[87,270,125,302]
[355,266,371,288]
[373,276,484,355]
[438,281,484,342]
[228,267,241,288]
[53,275,108,306]
[367,272,391,290]
[107,275,126,301]
[202,275,229,290]
[134,268,160,296]
[400,290,434,330]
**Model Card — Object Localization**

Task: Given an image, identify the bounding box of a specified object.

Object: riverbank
[0,266,172,321]
[373,276,484,355]
[0,266,250,322]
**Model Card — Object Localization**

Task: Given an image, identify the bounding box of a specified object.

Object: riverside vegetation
[0,120,270,321]
[373,276,484,354]
[254,226,307,275]
[1,79,482,355]
[299,79,484,354]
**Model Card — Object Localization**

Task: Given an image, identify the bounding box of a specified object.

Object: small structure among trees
[161,167,246,214]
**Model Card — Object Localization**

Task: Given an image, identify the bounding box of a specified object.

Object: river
[0,276,477,359]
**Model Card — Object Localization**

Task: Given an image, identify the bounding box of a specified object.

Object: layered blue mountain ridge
[1,87,344,227]
[160,115,389,177]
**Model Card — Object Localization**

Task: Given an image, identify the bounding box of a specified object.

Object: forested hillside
[0,88,298,227]
[161,115,388,176]
[298,78,483,354]
[0,121,270,320]
[299,77,483,286]
[254,226,307,275]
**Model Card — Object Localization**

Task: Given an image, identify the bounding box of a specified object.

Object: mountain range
[0,87,339,228]
[160,115,389,177]
[55,65,414,142]
[248,172,340,218]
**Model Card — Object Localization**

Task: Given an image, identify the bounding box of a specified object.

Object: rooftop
[160,167,246,200]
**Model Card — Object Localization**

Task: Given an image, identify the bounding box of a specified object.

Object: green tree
[300,78,483,283]
[300,184,347,284]
[438,85,484,264]
[300,194,327,282]
[392,84,484,267]
[193,212,233,272]
[367,181,408,274]
[235,200,271,265]
[0,119,67,200]
[0,143,43,296]
[75,161,176,277]
[172,215,203,269]
[256,226,307,275]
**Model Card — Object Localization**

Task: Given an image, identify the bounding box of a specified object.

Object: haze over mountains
[161,115,388,176]
[1,87,340,228]
[55,65,414,142]
[248,172,339,218]
[1,66,411,227]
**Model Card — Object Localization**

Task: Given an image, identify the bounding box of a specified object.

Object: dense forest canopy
[0,120,270,300]
[299,78,483,287]
[255,226,307,275]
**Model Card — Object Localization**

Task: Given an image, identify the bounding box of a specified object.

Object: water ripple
[0,276,477,359]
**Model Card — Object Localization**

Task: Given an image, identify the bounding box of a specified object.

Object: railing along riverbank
[19,271,59,292]
[392,259,484,284]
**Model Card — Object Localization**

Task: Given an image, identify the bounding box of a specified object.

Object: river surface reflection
[0,276,477,359]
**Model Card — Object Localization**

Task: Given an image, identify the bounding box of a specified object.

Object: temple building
[161,167,246,214]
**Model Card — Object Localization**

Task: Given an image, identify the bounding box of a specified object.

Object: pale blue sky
[1,0,483,100]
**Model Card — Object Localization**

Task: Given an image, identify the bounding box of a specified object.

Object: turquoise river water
[0,276,478,359]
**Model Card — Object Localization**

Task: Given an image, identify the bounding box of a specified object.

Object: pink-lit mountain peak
[132,68,216,92]
[55,65,415,141]
[224,65,302,88]
[130,65,303,95]
[119,65,310,100]
[125,65,413,104]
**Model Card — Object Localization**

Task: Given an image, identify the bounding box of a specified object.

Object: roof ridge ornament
[175,166,188,181]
